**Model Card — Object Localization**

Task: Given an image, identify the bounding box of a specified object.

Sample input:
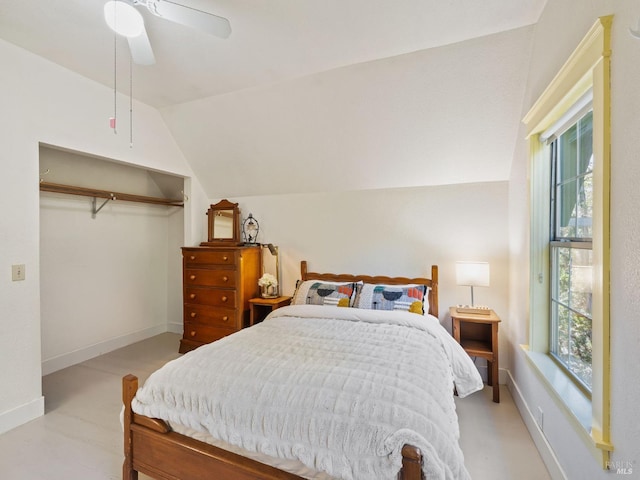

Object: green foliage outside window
[550,111,593,391]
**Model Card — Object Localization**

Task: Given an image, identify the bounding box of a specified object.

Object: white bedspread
[132,305,482,480]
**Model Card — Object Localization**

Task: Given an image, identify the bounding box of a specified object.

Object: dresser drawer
[183,250,236,266]
[184,269,236,287]
[183,321,235,344]
[184,304,235,327]
[185,287,236,307]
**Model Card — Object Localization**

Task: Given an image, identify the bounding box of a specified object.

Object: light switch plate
[12,264,25,281]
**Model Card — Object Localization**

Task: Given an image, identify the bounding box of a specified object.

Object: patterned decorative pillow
[292,280,357,307]
[353,283,428,315]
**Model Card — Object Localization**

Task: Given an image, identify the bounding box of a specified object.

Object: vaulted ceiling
[0,0,548,197]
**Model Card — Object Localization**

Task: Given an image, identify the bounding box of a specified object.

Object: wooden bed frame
[123,262,439,480]
[300,261,438,318]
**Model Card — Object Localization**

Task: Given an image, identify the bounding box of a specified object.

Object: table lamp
[456,261,490,314]
[261,243,280,297]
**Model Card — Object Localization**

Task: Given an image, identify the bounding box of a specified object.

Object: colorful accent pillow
[292,280,357,307]
[353,283,429,315]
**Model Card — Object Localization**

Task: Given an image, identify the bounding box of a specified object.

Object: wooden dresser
[180,246,261,353]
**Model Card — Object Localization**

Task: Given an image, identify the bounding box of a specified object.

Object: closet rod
[40,181,184,208]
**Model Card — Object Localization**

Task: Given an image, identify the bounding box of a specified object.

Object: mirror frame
[202,199,241,245]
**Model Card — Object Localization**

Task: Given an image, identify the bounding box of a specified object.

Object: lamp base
[456,305,491,315]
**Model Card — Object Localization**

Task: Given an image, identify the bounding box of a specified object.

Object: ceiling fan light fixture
[104,1,145,38]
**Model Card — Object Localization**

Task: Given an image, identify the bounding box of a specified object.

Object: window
[522,15,612,466]
[549,110,593,391]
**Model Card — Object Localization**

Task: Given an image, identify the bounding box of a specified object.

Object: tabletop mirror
[202,199,241,245]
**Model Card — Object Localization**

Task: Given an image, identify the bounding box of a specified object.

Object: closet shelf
[40,181,184,208]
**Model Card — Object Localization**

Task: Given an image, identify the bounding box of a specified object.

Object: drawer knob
[189,274,196,281]
[222,256,228,261]
[222,275,229,282]
[190,312,197,318]
[190,330,196,337]
[222,316,229,322]
[190,255,196,261]
[190,293,196,300]
[221,296,228,302]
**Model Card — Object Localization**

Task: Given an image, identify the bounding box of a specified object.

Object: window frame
[522,15,612,467]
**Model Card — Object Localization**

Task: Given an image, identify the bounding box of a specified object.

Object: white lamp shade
[456,261,490,287]
[104,1,145,38]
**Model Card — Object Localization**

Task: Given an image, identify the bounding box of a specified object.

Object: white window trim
[540,88,593,144]
[522,15,612,468]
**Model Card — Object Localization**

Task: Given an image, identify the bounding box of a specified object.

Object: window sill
[520,344,615,468]
[521,345,592,432]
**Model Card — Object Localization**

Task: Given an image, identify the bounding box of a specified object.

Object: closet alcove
[39,145,185,375]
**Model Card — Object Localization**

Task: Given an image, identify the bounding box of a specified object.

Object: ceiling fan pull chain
[111,5,117,134]
[129,53,134,148]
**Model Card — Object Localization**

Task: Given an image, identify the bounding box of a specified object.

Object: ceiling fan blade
[147,0,231,38]
[127,29,156,65]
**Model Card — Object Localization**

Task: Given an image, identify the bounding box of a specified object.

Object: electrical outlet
[536,406,544,430]
[12,264,25,281]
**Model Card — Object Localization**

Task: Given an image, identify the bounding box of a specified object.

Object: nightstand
[249,296,292,326]
[449,306,501,403]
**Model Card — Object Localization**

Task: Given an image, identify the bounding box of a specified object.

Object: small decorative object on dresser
[242,213,260,245]
[202,199,241,246]
[450,306,501,403]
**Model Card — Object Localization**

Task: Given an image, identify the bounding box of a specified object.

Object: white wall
[164,25,534,198]
[234,181,510,377]
[0,38,208,434]
[509,1,640,478]
[39,195,182,373]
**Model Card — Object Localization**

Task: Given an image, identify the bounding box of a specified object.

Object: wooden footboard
[123,375,424,480]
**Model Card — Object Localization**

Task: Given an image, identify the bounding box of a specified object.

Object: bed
[122,261,482,480]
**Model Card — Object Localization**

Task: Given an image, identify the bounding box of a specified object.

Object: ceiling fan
[104,0,231,66]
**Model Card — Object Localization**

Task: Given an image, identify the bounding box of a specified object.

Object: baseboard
[506,370,568,480]
[41,325,169,376]
[0,395,44,435]
[167,321,183,334]
[474,364,509,385]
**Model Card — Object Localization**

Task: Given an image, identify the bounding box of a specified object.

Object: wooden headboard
[300,261,439,317]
